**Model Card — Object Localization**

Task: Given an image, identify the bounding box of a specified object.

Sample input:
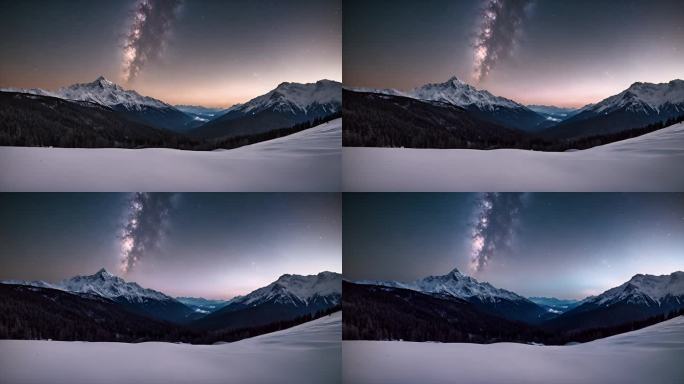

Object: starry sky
[344,193,684,300]
[344,0,684,107]
[0,0,341,108]
[0,193,341,299]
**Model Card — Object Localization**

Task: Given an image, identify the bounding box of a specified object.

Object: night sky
[344,0,684,107]
[0,0,341,107]
[344,193,684,299]
[0,193,341,299]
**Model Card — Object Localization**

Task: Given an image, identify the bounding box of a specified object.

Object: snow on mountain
[410,76,524,110]
[584,271,684,307]
[226,79,341,116]
[357,268,527,303]
[588,79,684,115]
[56,76,172,110]
[233,271,342,307]
[58,268,174,303]
[1,268,175,303]
[350,77,526,111]
[2,76,172,111]
[0,87,59,98]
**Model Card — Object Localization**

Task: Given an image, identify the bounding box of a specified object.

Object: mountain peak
[94,268,114,278]
[446,76,467,87]
[91,76,115,87]
[447,267,463,277]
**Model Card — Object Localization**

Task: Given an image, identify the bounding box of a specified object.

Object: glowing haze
[0,194,341,300]
[344,0,684,108]
[0,0,341,108]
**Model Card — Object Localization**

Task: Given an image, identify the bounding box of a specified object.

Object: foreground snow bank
[0,118,341,191]
[343,122,684,191]
[0,312,341,384]
[343,315,684,384]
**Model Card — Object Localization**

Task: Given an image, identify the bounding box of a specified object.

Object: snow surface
[0,311,341,384]
[343,315,684,384]
[237,271,342,307]
[0,118,341,191]
[343,121,684,191]
[356,268,526,303]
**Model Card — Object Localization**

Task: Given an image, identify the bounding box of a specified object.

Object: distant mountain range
[344,269,684,344]
[1,268,341,341]
[0,77,341,148]
[344,77,684,150]
[528,296,581,314]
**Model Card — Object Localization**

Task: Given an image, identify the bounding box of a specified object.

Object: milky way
[470,192,526,273]
[122,0,182,83]
[473,0,532,82]
[119,193,178,273]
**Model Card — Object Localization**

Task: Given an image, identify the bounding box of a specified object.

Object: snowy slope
[0,312,341,384]
[235,271,341,307]
[0,118,341,191]
[357,268,525,303]
[343,315,684,384]
[342,121,684,191]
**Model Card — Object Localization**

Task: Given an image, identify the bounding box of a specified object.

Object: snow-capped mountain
[545,271,684,332]
[543,79,684,139]
[584,271,684,308]
[193,271,341,331]
[191,80,342,138]
[357,268,548,324]
[232,271,341,307]
[349,77,549,132]
[57,77,170,110]
[359,268,524,303]
[588,80,684,115]
[2,268,194,323]
[58,268,172,303]
[1,77,197,132]
[411,77,523,110]
[227,79,341,115]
